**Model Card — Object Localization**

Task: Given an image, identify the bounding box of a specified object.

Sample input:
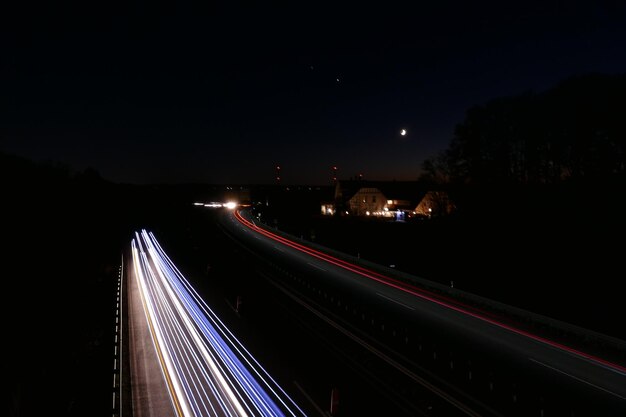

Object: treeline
[421,73,626,187]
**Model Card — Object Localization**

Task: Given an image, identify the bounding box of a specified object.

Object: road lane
[225,208,626,415]
[128,229,308,417]
[128,243,176,417]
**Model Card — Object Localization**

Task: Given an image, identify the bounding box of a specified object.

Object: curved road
[222,208,626,416]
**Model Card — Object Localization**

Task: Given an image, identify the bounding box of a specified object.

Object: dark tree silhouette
[422,73,626,186]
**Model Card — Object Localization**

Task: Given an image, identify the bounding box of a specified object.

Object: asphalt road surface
[218,207,626,417]
[126,229,308,417]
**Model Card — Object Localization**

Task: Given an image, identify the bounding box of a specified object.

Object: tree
[420,73,626,186]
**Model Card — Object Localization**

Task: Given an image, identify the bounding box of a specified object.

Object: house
[347,186,388,216]
[413,190,456,217]
[321,179,454,219]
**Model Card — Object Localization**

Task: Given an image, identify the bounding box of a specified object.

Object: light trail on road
[233,209,626,376]
[131,229,308,417]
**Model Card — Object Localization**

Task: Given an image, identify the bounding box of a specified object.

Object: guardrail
[239,208,626,365]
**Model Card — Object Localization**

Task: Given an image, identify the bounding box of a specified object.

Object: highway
[220,207,626,417]
[126,229,308,417]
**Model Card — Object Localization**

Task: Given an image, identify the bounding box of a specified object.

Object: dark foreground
[4,152,625,416]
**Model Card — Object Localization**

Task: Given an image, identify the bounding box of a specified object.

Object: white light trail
[131,230,307,417]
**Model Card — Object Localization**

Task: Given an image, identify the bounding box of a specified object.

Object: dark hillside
[3,152,125,416]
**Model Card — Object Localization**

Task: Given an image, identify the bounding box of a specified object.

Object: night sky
[3,1,626,185]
